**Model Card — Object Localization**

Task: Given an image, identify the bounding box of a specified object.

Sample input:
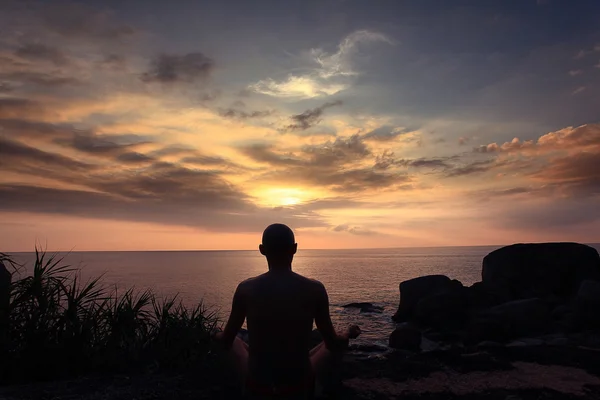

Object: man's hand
[348,325,361,339]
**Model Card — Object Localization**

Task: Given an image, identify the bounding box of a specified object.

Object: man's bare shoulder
[237,273,268,289]
[294,273,327,292]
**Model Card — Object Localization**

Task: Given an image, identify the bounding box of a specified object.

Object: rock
[468,298,552,342]
[465,281,512,309]
[342,302,384,313]
[552,305,571,319]
[414,287,467,330]
[389,323,421,351]
[516,338,544,346]
[477,340,504,349]
[482,243,600,301]
[576,280,600,306]
[573,280,600,330]
[547,337,570,346]
[392,275,462,322]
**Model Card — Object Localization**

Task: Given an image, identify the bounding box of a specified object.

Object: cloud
[0,137,94,180]
[240,135,411,193]
[572,86,586,95]
[285,100,342,131]
[373,150,452,171]
[14,43,68,65]
[458,136,470,146]
[40,2,137,41]
[0,98,45,119]
[55,132,151,157]
[445,159,500,177]
[475,123,600,153]
[248,75,348,99]
[141,52,215,84]
[460,124,600,196]
[362,126,411,142]
[531,152,600,197]
[218,107,273,120]
[473,137,535,153]
[116,152,154,164]
[248,30,390,99]
[332,224,378,236]
[0,71,80,87]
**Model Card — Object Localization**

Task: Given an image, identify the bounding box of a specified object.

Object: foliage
[0,248,219,384]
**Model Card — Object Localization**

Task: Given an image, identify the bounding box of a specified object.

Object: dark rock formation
[342,302,384,313]
[482,243,600,300]
[392,275,462,322]
[389,323,421,351]
[572,280,600,330]
[467,298,552,343]
[415,287,468,330]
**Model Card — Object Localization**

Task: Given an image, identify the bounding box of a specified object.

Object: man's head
[259,223,297,267]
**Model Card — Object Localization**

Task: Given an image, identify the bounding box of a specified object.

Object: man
[213,223,361,397]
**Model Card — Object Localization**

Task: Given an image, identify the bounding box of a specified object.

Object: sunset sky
[1,0,599,251]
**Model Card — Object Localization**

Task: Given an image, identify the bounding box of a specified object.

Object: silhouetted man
[213,223,361,397]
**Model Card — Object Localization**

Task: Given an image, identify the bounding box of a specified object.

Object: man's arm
[214,282,247,350]
[314,282,359,351]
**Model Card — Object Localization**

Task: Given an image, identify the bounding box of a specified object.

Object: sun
[259,188,309,207]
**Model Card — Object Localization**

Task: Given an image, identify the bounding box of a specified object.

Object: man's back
[241,271,321,384]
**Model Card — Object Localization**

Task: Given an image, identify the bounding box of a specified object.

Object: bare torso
[240,270,321,385]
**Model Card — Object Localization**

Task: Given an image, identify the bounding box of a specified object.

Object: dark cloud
[14,43,68,65]
[302,134,369,167]
[218,107,273,120]
[445,158,500,177]
[0,98,44,119]
[0,182,327,233]
[0,137,93,178]
[531,151,600,197]
[374,151,451,170]
[285,100,342,131]
[148,145,197,158]
[0,82,13,93]
[0,71,79,87]
[362,126,411,142]
[241,143,304,167]
[41,2,136,41]
[99,54,126,70]
[0,119,75,141]
[181,155,229,165]
[116,152,154,164]
[241,135,410,193]
[54,132,151,158]
[141,52,215,84]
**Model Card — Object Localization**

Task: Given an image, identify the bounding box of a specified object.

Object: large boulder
[392,275,462,322]
[414,288,468,330]
[466,298,552,343]
[389,323,421,351]
[482,243,600,300]
[572,280,600,330]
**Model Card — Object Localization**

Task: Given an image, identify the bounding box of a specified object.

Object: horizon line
[6,242,600,253]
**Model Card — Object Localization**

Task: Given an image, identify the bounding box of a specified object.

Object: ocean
[8,245,600,348]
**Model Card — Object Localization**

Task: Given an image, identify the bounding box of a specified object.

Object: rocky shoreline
[2,242,600,399]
